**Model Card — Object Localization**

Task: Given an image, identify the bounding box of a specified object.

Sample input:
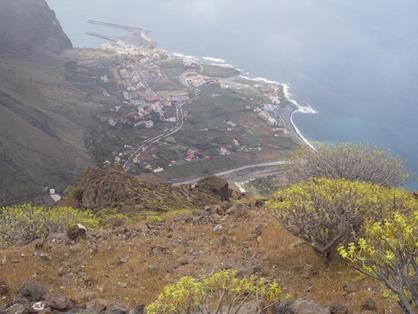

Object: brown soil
[0,201,399,313]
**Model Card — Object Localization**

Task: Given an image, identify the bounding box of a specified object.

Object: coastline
[172,52,318,151]
[289,109,316,150]
[281,83,317,150]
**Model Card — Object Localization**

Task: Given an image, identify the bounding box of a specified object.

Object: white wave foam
[283,83,317,150]
[210,62,235,68]
[203,56,226,63]
[282,83,317,114]
[239,75,252,81]
[171,52,184,57]
[238,75,280,86]
[183,56,198,62]
[253,77,280,85]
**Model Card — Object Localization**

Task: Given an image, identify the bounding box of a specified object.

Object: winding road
[123,104,184,172]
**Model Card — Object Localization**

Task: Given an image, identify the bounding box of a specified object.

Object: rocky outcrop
[61,166,222,212]
[195,176,233,201]
[0,0,72,55]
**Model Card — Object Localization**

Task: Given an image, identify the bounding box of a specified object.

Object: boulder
[19,280,47,302]
[361,298,377,312]
[342,282,358,294]
[272,301,294,314]
[177,257,189,266]
[5,303,28,314]
[46,294,73,311]
[255,199,267,207]
[31,301,47,312]
[273,299,327,314]
[86,298,108,312]
[104,303,128,314]
[128,304,145,314]
[0,281,9,296]
[329,303,348,314]
[213,224,224,234]
[67,224,87,241]
[78,310,100,314]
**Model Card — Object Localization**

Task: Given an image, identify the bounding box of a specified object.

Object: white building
[257,111,278,126]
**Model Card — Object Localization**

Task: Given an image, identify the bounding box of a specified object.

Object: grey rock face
[0,0,72,55]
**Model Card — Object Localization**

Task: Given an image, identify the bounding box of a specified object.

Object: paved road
[170,160,289,186]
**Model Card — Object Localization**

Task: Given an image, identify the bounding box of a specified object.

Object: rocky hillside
[0,0,72,55]
[0,198,395,313]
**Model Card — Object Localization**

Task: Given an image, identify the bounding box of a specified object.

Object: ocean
[47,0,418,189]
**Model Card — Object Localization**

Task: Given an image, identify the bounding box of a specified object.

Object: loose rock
[104,303,128,314]
[128,304,145,314]
[86,298,108,312]
[273,299,328,314]
[47,294,73,311]
[329,303,348,314]
[19,280,47,302]
[342,282,358,294]
[361,298,377,312]
[5,304,28,314]
[67,224,87,241]
[0,281,9,296]
[32,301,47,312]
[213,224,224,233]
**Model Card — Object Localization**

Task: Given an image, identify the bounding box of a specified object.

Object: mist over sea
[47,0,418,189]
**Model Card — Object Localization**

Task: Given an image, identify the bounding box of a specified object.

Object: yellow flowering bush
[339,211,417,314]
[0,204,99,247]
[147,269,285,314]
[267,178,417,261]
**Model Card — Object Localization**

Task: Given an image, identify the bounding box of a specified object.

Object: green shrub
[95,208,133,228]
[147,269,285,314]
[285,143,409,187]
[267,178,417,261]
[0,204,99,247]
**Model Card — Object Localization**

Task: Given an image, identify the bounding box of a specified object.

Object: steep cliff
[0,0,101,204]
[0,0,72,55]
